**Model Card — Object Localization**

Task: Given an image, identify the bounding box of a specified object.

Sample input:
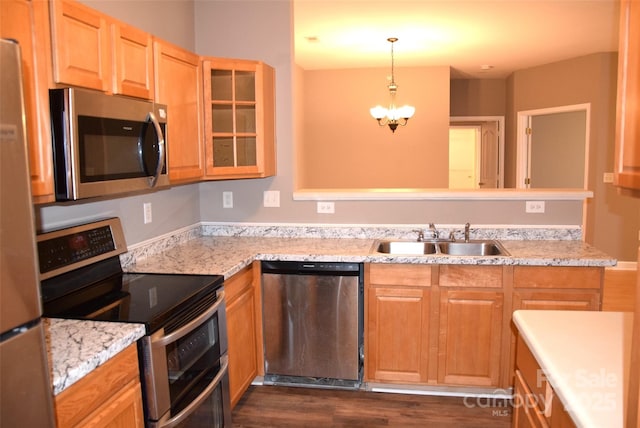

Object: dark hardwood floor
[232,385,512,427]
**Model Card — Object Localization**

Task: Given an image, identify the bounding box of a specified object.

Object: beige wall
[508,53,640,260]
[299,66,450,188]
[450,79,507,117]
[81,0,195,50]
[39,1,637,262]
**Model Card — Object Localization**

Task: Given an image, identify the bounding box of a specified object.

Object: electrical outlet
[525,200,545,213]
[317,201,335,214]
[143,202,152,224]
[263,190,280,207]
[603,172,614,183]
[223,191,233,208]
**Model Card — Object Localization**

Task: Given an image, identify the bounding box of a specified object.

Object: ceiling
[293,0,620,78]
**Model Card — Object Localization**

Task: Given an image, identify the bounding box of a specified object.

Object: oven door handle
[157,355,229,428]
[152,291,225,347]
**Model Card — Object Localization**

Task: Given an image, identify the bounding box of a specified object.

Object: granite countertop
[125,236,616,277]
[47,232,615,396]
[513,310,633,428]
[45,318,145,395]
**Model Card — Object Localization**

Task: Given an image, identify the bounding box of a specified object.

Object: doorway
[516,104,590,189]
[449,116,504,188]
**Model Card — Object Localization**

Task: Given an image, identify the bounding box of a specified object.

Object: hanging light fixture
[370,37,415,133]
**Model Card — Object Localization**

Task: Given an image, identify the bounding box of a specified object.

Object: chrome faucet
[464,223,470,242]
[428,223,439,240]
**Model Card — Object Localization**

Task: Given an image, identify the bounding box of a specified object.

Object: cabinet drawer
[225,264,254,304]
[368,264,432,287]
[516,335,552,419]
[439,265,503,288]
[514,369,550,428]
[514,266,602,289]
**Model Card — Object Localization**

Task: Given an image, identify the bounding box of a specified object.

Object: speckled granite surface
[125,235,615,277]
[51,223,614,397]
[45,318,145,395]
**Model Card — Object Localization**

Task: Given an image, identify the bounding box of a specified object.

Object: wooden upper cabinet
[154,39,204,182]
[50,0,154,100]
[50,0,110,91]
[111,22,154,100]
[614,0,640,192]
[1,0,55,203]
[202,58,276,179]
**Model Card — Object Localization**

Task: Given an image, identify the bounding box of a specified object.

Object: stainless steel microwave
[49,88,169,201]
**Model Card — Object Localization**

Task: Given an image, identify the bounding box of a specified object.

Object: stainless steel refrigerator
[0,38,56,427]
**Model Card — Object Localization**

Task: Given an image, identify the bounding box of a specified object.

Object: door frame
[515,103,591,190]
[450,116,505,188]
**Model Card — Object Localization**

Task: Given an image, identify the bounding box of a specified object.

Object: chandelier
[370,37,415,133]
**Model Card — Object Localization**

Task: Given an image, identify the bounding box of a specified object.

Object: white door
[479,121,499,188]
[449,127,480,189]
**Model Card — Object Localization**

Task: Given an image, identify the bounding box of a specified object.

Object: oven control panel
[37,217,127,280]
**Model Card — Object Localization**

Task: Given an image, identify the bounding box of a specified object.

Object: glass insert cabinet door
[203,58,276,179]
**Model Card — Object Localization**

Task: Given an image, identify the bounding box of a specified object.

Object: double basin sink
[375,239,509,257]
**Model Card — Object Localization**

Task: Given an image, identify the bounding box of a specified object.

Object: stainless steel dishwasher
[261,261,363,389]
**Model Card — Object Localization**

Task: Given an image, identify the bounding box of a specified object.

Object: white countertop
[513,310,633,428]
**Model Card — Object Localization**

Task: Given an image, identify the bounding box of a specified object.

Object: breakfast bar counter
[513,310,633,427]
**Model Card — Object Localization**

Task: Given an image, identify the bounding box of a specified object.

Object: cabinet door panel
[154,40,204,182]
[366,287,430,382]
[50,0,109,91]
[438,290,503,386]
[227,284,258,408]
[112,23,154,100]
[203,58,275,179]
[614,0,640,191]
[225,265,259,408]
[0,0,55,203]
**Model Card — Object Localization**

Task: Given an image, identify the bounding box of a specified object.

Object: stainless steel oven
[38,218,231,427]
[49,88,169,201]
[142,287,231,428]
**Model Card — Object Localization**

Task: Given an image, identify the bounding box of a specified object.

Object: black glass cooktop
[41,257,223,333]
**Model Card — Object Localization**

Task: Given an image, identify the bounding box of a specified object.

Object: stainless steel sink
[438,240,509,256]
[376,240,438,255]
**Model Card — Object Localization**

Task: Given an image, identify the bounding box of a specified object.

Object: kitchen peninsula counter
[513,310,633,427]
[124,236,616,278]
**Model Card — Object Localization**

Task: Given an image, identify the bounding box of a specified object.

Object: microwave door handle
[146,111,165,188]
[152,291,225,347]
[156,355,229,428]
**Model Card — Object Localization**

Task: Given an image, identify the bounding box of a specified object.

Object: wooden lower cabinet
[365,263,603,391]
[225,263,262,408]
[509,266,603,387]
[438,289,504,387]
[365,264,432,383]
[54,344,144,428]
[513,335,576,428]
